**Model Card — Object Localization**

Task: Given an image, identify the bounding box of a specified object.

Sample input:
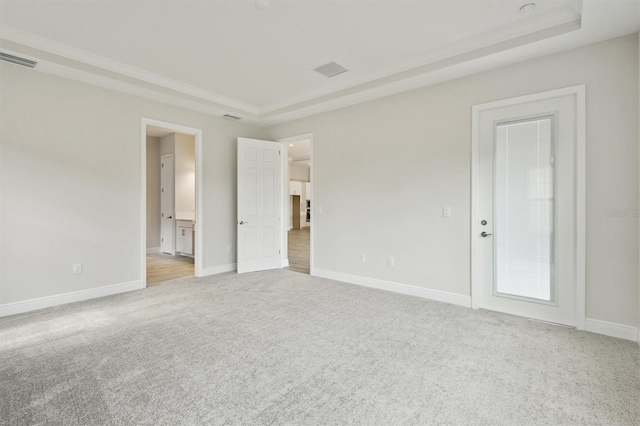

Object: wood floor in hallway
[287,227,310,274]
[147,253,194,285]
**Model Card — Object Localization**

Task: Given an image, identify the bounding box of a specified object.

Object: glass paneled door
[475,91,582,327]
[494,118,554,303]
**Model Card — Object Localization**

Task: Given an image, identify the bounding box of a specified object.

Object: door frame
[470,85,586,329]
[141,117,203,286]
[277,133,314,275]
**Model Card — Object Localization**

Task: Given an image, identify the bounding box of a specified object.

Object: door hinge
[162,188,164,193]
[162,237,164,242]
[550,156,555,164]
[162,163,164,167]
[162,213,164,218]
[279,249,281,254]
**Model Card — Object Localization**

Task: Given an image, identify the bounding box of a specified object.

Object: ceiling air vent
[223,114,242,120]
[0,52,37,68]
[314,61,348,78]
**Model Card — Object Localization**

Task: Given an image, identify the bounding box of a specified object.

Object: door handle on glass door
[239,221,249,225]
[480,231,493,237]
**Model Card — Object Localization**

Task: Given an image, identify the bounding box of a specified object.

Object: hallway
[287,228,310,274]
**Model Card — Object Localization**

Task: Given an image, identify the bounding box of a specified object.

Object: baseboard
[282,259,290,268]
[313,268,471,308]
[200,263,237,277]
[584,318,639,342]
[146,247,160,254]
[0,280,143,318]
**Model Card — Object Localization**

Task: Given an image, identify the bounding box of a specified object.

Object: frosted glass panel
[495,118,553,301]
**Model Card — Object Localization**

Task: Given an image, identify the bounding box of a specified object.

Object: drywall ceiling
[146,126,175,138]
[0,0,638,126]
[288,139,311,163]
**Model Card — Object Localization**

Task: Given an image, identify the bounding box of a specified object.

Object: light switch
[443,207,451,218]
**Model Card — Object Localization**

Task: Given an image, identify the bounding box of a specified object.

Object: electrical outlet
[387,257,394,267]
[73,263,83,274]
[360,253,366,262]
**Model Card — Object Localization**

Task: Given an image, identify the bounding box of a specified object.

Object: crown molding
[0,26,260,115]
[0,6,580,120]
[3,0,636,128]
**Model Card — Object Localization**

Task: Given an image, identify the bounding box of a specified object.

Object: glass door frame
[471,85,586,330]
[492,113,558,306]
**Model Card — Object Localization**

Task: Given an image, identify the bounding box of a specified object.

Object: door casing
[141,118,203,287]
[471,85,586,329]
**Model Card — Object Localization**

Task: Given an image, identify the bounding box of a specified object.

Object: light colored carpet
[1,270,638,425]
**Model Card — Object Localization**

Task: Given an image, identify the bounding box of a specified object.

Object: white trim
[201,263,237,277]
[584,318,639,342]
[0,280,142,318]
[146,246,161,255]
[0,12,582,123]
[471,84,586,329]
[0,9,601,128]
[141,118,204,288]
[282,259,290,268]
[0,26,259,115]
[314,268,472,308]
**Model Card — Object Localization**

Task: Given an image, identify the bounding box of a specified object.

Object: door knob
[480,231,493,237]
[239,221,248,225]
[168,216,172,219]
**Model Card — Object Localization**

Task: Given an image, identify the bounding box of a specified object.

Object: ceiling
[146,125,176,138]
[288,139,311,168]
[1,0,638,126]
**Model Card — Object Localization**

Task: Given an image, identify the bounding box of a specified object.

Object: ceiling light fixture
[519,3,536,14]
[255,0,270,10]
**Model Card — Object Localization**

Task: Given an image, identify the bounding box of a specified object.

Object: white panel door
[476,94,578,326]
[237,138,282,273]
[160,154,175,255]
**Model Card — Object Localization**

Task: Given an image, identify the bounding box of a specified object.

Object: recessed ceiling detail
[0,0,638,126]
[314,62,348,78]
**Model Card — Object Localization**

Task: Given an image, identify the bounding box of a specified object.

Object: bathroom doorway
[142,118,202,285]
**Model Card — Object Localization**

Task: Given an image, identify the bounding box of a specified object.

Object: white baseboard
[313,268,471,308]
[146,247,160,254]
[282,259,290,268]
[584,318,639,342]
[0,280,143,318]
[200,263,237,277]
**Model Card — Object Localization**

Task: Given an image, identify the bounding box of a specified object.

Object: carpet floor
[1,270,638,425]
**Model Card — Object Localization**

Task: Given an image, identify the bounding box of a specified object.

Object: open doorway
[282,136,312,274]
[142,118,202,286]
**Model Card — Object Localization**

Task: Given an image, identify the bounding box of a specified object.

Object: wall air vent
[313,61,348,78]
[223,114,242,120]
[0,52,37,68]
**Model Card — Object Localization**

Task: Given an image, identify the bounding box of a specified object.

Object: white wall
[146,136,161,249]
[174,133,195,219]
[290,164,309,182]
[0,63,264,305]
[265,34,640,328]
